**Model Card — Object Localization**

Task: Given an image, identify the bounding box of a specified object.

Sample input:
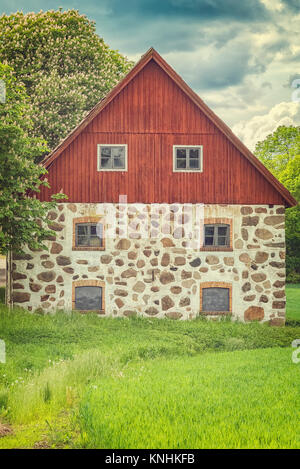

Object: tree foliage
[254,126,300,282]
[0,62,66,255]
[0,9,133,151]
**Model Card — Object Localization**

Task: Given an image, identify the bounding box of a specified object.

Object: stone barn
[9,48,297,323]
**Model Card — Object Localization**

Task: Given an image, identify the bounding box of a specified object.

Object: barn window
[75,286,103,311]
[200,282,232,316]
[72,217,105,251]
[75,223,103,248]
[97,144,127,171]
[72,280,105,313]
[173,146,203,172]
[204,224,230,247]
[202,288,229,312]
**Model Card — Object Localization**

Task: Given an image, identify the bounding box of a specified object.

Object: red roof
[42,48,297,207]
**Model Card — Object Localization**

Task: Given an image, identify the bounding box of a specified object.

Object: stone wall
[11,203,286,324]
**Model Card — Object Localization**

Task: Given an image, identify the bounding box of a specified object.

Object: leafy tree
[255,126,300,178]
[0,10,133,151]
[254,126,300,282]
[280,154,300,201]
[0,62,66,256]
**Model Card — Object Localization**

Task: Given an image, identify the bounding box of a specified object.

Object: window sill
[173,170,203,173]
[97,169,127,172]
[200,246,233,252]
[200,311,232,316]
[72,246,105,251]
[76,309,105,315]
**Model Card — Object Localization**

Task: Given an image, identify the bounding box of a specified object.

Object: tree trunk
[5,251,12,308]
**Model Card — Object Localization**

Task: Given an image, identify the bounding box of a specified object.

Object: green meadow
[0,286,299,448]
[286,284,300,321]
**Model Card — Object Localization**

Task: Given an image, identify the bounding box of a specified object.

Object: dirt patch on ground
[0,423,12,437]
[33,440,50,449]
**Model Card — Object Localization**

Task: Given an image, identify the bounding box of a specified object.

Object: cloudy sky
[1,0,300,149]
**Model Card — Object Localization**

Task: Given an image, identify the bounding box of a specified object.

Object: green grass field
[0,286,299,448]
[78,348,300,449]
[286,284,300,321]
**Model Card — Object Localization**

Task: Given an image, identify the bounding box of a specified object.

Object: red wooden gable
[40,48,297,207]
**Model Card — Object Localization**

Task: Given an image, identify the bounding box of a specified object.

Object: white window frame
[173,145,203,173]
[97,144,128,172]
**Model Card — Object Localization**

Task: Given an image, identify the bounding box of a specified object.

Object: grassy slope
[1,306,300,389]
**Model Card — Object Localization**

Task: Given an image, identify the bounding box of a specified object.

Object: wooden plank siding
[39,59,287,205]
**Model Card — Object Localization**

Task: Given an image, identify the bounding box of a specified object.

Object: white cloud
[260,0,284,11]
[232,101,300,150]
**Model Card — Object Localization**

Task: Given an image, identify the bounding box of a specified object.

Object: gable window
[204,224,230,247]
[200,282,232,316]
[97,144,127,171]
[72,217,105,251]
[173,146,203,172]
[72,280,105,314]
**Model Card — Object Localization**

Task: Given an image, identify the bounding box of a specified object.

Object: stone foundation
[10,203,286,323]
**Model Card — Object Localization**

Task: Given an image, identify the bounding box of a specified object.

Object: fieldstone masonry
[11,203,286,324]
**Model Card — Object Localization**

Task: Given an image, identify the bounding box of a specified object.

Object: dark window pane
[101,157,111,168]
[189,158,200,169]
[176,149,186,159]
[75,286,102,311]
[113,157,125,168]
[205,226,215,236]
[101,147,111,157]
[189,149,199,159]
[218,226,228,236]
[112,147,125,168]
[76,224,89,246]
[202,288,229,312]
[176,159,186,169]
[217,225,229,246]
[77,225,88,235]
[205,236,214,245]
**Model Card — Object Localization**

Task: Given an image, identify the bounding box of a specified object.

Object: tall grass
[8,350,119,424]
[77,347,300,449]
